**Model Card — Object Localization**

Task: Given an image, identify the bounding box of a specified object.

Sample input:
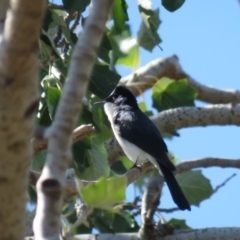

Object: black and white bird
[95,85,191,211]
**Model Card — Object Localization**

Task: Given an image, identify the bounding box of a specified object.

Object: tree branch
[64,204,93,237]
[0,0,46,239]
[28,157,238,235]
[30,158,240,205]
[120,55,240,104]
[141,176,164,226]
[125,158,240,187]
[175,158,240,175]
[33,1,114,239]
[60,227,240,240]
[33,124,95,154]
[107,104,240,164]
[212,173,236,194]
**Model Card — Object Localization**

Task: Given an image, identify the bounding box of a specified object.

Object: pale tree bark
[0,0,46,239]
[120,55,240,104]
[63,227,240,240]
[33,124,95,154]
[33,0,114,239]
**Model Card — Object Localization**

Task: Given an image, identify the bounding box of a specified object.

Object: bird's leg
[129,157,142,171]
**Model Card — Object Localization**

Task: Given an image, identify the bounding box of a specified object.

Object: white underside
[104,102,160,170]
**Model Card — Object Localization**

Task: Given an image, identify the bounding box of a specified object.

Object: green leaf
[72,137,92,175]
[162,0,185,12]
[137,3,162,51]
[38,101,52,126]
[51,10,77,46]
[138,101,153,116]
[65,201,93,234]
[168,218,191,230]
[32,150,47,172]
[53,58,68,81]
[73,136,110,180]
[78,108,99,133]
[92,210,139,233]
[111,156,133,175]
[176,170,213,206]
[111,160,128,175]
[92,210,114,233]
[62,0,91,12]
[116,38,139,69]
[46,86,62,119]
[79,176,127,209]
[42,9,54,32]
[28,186,37,203]
[98,29,112,63]
[152,78,198,111]
[113,0,129,33]
[40,30,60,62]
[89,64,120,99]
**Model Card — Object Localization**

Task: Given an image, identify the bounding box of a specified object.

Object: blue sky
[119,0,240,229]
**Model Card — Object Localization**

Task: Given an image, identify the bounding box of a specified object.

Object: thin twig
[133,207,180,217]
[156,207,179,213]
[64,204,93,237]
[213,173,236,194]
[33,124,95,154]
[53,26,62,46]
[70,12,81,32]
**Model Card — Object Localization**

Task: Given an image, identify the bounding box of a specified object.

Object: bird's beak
[94,101,105,106]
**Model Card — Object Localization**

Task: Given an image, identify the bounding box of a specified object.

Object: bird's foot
[129,157,142,171]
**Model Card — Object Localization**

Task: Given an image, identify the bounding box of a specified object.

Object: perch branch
[29,158,240,204]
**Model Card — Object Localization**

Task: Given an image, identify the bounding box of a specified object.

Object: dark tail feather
[160,164,191,211]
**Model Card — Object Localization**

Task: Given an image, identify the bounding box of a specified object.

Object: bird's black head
[105,85,138,108]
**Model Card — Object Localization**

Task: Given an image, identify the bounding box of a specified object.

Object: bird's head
[94,85,138,114]
[105,85,138,107]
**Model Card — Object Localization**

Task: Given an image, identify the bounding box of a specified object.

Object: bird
[95,85,191,211]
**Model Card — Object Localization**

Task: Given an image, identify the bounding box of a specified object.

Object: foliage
[30,0,221,235]
[152,78,198,112]
[79,176,127,209]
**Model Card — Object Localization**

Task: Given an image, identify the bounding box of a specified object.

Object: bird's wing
[114,109,176,171]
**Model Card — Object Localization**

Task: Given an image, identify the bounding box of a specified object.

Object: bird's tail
[159,164,191,211]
